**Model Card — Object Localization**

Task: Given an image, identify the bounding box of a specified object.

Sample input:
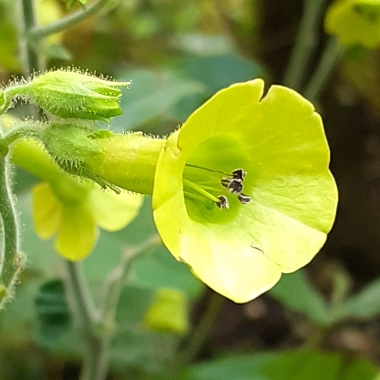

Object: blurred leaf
[170,53,268,121]
[0,277,41,346]
[172,34,234,55]
[177,350,377,380]
[110,69,204,132]
[112,286,180,374]
[35,279,71,340]
[116,286,154,326]
[43,43,72,61]
[129,246,204,299]
[340,278,380,320]
[99,198,204,298]
[268,271,330,326]
[340,358,379,380]
[173,53,267,94]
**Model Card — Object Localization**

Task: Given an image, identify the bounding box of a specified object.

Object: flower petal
[33,183,61,239]
[55,204,97,261]
[87,187,143,231]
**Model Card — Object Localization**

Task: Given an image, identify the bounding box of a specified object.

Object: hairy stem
[283,0,328,90]
[0,151,25,310]
[65,260,109,380]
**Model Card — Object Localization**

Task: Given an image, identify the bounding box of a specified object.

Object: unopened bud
[11,69,129,121]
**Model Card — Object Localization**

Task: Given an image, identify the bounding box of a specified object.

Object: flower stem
[304,36,345,102]
[0,151,25,310]
[283,0,328,90]
[29,0,112,39]
[172,292,225,373]
[65,236,161,380]
[65,260,108,380]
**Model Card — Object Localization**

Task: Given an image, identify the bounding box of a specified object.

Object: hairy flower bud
[7,69,129,121]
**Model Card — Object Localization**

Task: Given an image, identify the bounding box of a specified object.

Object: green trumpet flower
[152,79,337,303]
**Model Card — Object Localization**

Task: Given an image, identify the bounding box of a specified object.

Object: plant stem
[17,0,45,74]
[304,36,345,102]
[172,292,225,373]
[65,260,109,380]
[100,235,162,324]
[65,236,161,380]
[283,0,328,90]
[0,151,25,310]
[29,0,112,39]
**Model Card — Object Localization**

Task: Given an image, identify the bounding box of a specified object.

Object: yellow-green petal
[87,187,143,232]
[325,0,380,48]
[55,204,97,261]
[153,79,337,303]
[33,183,61,239]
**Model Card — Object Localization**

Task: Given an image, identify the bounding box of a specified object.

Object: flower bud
[142,288,189,335]
[13,69,129,121]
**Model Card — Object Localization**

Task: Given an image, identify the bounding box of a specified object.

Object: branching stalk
[29,0,112,39]
[17,0,45,74]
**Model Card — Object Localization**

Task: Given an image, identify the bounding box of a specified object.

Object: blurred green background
[2,0,380,379]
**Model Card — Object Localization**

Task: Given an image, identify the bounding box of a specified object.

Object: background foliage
[1,0,380,379]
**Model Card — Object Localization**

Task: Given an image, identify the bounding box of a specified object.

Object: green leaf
[268,270,331,326]
[34,279,71,340]
[178,350,377,380]
[110,69,204,131]
[340,278,380,320]
[173,53,267,94]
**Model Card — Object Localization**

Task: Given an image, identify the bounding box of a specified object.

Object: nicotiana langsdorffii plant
[0,69,337,304]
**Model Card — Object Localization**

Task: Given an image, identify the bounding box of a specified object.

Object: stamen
[185,163,229,176]
[221,178,231,189]
[227,178,243,194]
[232,169,246,180]
[184,164,250,209]
[183,179,220,203]
[216,196,229,209]
[238,193,251,204]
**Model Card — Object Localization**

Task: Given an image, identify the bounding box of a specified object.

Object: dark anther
[227,178,243,194]
[232,169,246,180]
[237,193,251,204]
[221,178,231,189]
[216,195,229,209]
